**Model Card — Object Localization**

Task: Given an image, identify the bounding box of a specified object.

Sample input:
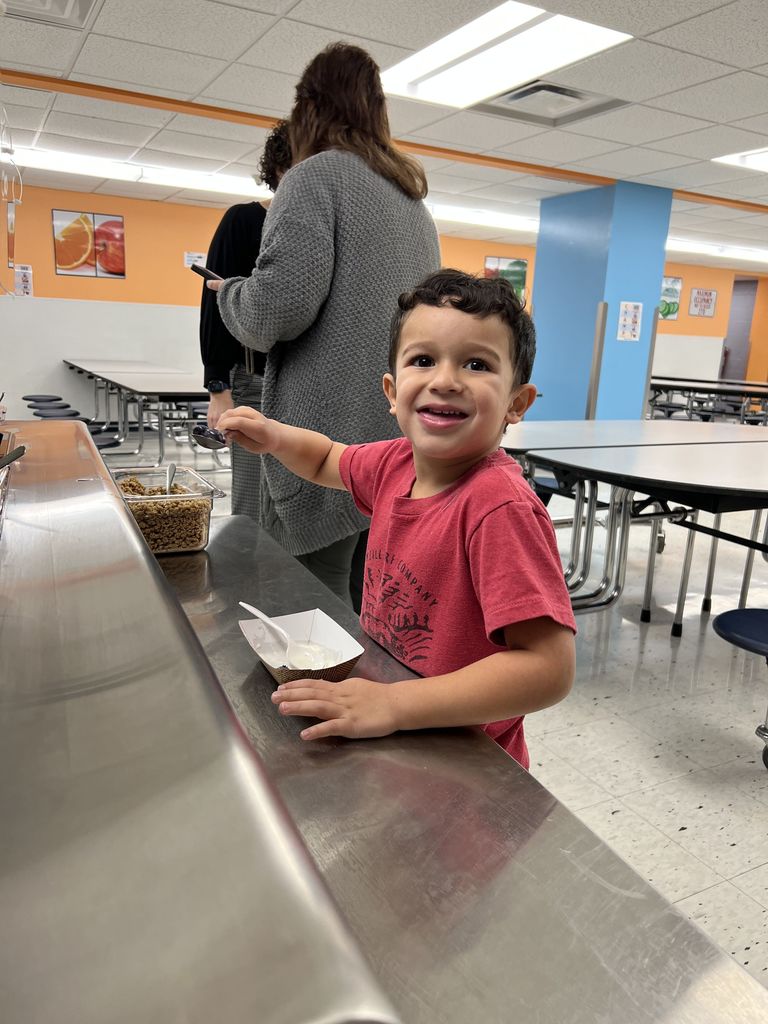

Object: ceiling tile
[286,0,500,49]
[129,148,227,172]
[638,161,765,188]
[684,204,761,219]
[0,85,53,109]
[217,0,295,11]
[217,161,262,177]
[200,64,295,114]
[238,18,410,75]
[19,168,106,191]
[425,172,480,195]
[0,20,82,71]
[546,40,733,104]
[73,36,227,95]
[35,133,138,160]
[51,94,173,127]
[508,175,592,194]
[165,114,269,145]
[462,183,555,204]
[646,1,768,69]
[69,74,190,102]
[92,181,182,200]
[1,104,46,132]
[412,112,543,151]
[42,111,156,147]
[732,112,768,134]
[494,130,623,164]
[650,72,768,122]
[144,129,252,162]
[648,124,768,160]
[566,105,713,145]
[3,129,36,148]
[428,161,527,186]
[532,1,729,37]
[92,0,274,59]
[387,97,453,137]
[570,147,696,176]
[410,156,456,174]
[705,176,768,199]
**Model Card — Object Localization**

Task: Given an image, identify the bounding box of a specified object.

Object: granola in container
[112,466,222,555]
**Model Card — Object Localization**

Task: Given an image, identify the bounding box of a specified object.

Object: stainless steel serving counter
[163,514,768,1024]
[0,421,398,1024]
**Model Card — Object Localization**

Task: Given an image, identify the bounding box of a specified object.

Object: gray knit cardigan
[217,149,440,556]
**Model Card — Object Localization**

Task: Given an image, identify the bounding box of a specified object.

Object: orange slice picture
[54,213,94,272]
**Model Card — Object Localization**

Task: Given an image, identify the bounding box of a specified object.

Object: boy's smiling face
[383,303,536,485]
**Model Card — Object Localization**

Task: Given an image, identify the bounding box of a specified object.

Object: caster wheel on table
[656,534,666,554]
[763,746,768,772]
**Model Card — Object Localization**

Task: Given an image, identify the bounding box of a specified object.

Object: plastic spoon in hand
[238,601,338,670]
[191,424,227,450]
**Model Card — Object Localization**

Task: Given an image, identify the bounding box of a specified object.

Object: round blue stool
[712,609,768,769]
[33,408,81,418]
[22,394,62,403]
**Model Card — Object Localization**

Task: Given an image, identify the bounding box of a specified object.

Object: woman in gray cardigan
[209,43,440,603]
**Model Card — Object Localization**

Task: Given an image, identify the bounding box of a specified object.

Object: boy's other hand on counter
[272,677,401,741]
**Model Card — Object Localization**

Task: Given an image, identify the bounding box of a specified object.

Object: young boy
[218,269,576,767]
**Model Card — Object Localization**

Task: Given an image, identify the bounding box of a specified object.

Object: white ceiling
[2,0,768,271]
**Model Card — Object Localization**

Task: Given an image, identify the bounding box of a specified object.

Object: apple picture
[94,217,125,277]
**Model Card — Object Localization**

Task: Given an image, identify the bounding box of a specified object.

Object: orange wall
[0,185,223,305]
[746,277,768,382]
[439,236,536,298]
[656,262,735,338]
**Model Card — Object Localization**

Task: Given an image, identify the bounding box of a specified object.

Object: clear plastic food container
[112,466,222,555]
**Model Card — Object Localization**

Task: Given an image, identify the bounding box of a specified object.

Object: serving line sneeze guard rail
[0,421,399,1024]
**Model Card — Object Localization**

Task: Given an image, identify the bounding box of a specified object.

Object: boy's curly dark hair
[257,120,292,192]
[388,268,536,384]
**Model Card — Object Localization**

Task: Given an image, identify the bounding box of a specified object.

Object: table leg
[671,510,699,638]
[739,509,763,608]
[641,504,661,623]
[701,513,721,613]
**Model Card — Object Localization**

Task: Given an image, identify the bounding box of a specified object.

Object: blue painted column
[528,181,672,421]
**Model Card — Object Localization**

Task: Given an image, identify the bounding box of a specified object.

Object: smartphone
[190,263,223,281]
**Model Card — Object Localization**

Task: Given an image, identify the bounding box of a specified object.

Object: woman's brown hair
[288,42,428,201]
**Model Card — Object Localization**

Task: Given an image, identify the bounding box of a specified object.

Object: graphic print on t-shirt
[361,548,437,665]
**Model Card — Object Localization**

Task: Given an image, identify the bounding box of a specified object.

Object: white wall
[1,297,200,420]
[652,334,724,379]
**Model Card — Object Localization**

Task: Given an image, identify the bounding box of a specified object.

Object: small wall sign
[689,287,717,317]
[617,301,642,342]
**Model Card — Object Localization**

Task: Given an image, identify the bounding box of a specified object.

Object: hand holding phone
[190,263,223,281]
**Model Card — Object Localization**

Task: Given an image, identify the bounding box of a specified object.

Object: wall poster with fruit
[52,210,125,278]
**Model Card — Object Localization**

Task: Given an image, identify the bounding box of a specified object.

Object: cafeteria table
[649,377,768,422]
[64,358,208,464]
[5,419,768,1023]
[503,420,768,626]
[526,441,768,632]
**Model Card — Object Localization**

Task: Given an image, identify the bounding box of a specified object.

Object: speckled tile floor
[110,433,768,987]
[529,492,768,988]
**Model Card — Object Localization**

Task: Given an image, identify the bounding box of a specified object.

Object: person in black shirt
[199,120,291,518]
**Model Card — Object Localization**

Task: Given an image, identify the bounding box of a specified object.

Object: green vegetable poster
[659,276,682,320]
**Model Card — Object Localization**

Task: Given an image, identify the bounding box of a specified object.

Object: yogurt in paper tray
[239,607,365,684]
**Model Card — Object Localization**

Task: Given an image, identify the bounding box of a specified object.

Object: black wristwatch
[206,380,230,394]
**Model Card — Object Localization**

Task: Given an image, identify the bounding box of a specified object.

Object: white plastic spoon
[238,601,338,670]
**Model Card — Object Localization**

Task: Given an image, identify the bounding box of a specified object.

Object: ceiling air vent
[472,81,627,128]
[3,0,101,29]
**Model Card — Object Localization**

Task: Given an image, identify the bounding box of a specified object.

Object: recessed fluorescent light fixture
[712,147,768,174]
[666,236,768,266]
[1,146,271,197]
[382,2,631,109]
[426,201,539,234]
[6,146,142,182]
[138,166,270,197]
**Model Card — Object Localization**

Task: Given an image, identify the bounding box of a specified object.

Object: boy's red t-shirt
[339,438,576,768]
